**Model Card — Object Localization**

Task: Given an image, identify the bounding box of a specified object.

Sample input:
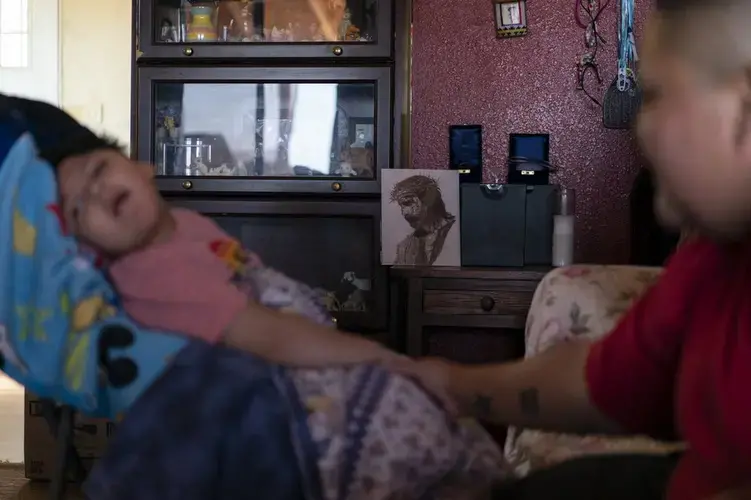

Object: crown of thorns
[389,174,442,203]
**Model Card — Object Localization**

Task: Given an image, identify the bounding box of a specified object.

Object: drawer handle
[480,296,495,312]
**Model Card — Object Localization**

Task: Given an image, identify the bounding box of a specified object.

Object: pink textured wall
[411,0,650,264]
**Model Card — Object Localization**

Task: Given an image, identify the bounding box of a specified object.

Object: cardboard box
[23,392,116,481]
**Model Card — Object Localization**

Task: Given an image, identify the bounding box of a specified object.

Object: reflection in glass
[154,82,376,178]
[215,215,374,312]
[154,0,377,44]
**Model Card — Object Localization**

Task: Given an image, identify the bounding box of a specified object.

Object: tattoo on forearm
[471,394,493,418]
[518,387,540,417]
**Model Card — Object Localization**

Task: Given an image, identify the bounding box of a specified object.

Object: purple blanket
[291,364,511,499]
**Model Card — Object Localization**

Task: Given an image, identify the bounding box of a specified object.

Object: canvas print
[381,169,461,266]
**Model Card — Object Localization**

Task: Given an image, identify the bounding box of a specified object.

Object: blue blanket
[0,105,508,500]
[0,110,323,499]
[0,118,187,417]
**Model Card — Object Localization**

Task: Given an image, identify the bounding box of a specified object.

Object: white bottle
[552,188,575,267]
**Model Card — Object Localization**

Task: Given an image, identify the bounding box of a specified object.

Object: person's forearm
[451,340,622,434]
[222,302,396,367]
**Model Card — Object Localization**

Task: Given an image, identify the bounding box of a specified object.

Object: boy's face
[637,15,751,240]
[57,149,163,257]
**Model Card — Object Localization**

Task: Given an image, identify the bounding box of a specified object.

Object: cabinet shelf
[132,0,406,333]
[137,0,392,60]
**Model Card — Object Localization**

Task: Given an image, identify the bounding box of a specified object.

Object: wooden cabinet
[137,0,393,60]
[132,0,410,333]
[390,267,548,361]
[167,197,387,333]
[135,66,392,195]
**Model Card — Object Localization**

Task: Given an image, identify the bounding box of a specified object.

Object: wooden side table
[390,267,549,363]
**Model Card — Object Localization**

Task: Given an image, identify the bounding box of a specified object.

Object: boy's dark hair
[38,132,123,169]
[0,94,123,168]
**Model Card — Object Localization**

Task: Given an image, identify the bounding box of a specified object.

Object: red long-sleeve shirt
[586,238,751,499]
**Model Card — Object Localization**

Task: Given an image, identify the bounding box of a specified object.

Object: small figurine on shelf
[338,7,352,40]
[315,289,341,312]
[287,23,299,41]
[345,24,360,41]
[207,162,248,176]
[160,18,179,42]
[337,146,354,176]
[192,158,210,175]
[207,164,234,176]
[339,271,370,312]
[337,163,357,177]
[270,26,285,41]
[227,0,254,42]
[337,145,373,177]
[155,111,179,175]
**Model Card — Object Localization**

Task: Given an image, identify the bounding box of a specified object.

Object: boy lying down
[3,95,511,500]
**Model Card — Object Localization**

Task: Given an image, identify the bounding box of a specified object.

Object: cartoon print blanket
[0,112,511,499]
[0,119,187,417]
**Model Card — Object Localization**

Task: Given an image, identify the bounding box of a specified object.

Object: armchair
[503,265,685,475]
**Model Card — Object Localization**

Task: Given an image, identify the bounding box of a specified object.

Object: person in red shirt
[400,1,751,498]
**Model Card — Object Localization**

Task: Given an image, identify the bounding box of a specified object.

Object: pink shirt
[108,208,254,343]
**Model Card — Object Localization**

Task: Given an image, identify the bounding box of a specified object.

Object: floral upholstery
[503,265,686,476]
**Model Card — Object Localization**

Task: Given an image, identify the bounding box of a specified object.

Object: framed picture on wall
[493,0,528,38]
[349,117,374,147]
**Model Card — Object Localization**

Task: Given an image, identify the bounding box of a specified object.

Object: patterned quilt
[0,99,511,499]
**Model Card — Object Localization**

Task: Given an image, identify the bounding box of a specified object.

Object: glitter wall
[411,0,650,264]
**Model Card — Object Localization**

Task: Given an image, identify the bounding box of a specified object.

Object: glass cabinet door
[138,0,392,59]
[137,66,391,194]
[166,198,388,333]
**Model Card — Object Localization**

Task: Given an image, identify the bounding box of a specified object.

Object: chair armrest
[504,265,673,475]
[524,265,662,357]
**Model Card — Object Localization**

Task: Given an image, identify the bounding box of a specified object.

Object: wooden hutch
[131,0,539,362]
[131,0,410,343]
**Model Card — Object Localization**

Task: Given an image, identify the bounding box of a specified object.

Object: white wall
[0,0,59,104]
[0,0,134,464]
[60,0,132,149]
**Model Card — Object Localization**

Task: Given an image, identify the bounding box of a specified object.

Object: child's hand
[384,356,459,416]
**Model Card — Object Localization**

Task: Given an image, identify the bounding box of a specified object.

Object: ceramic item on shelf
[338,8,352,40]
[187,4,218,42]
[219,0,253,42]
[236,0,254,41]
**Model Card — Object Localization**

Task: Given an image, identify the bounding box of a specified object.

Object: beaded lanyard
[616,0,637,91]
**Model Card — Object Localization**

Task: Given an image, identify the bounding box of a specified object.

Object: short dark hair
[0,94,123,168]
[38,132,123,168]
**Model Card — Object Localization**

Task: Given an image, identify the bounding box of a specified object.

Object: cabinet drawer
[423,289,534,315]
